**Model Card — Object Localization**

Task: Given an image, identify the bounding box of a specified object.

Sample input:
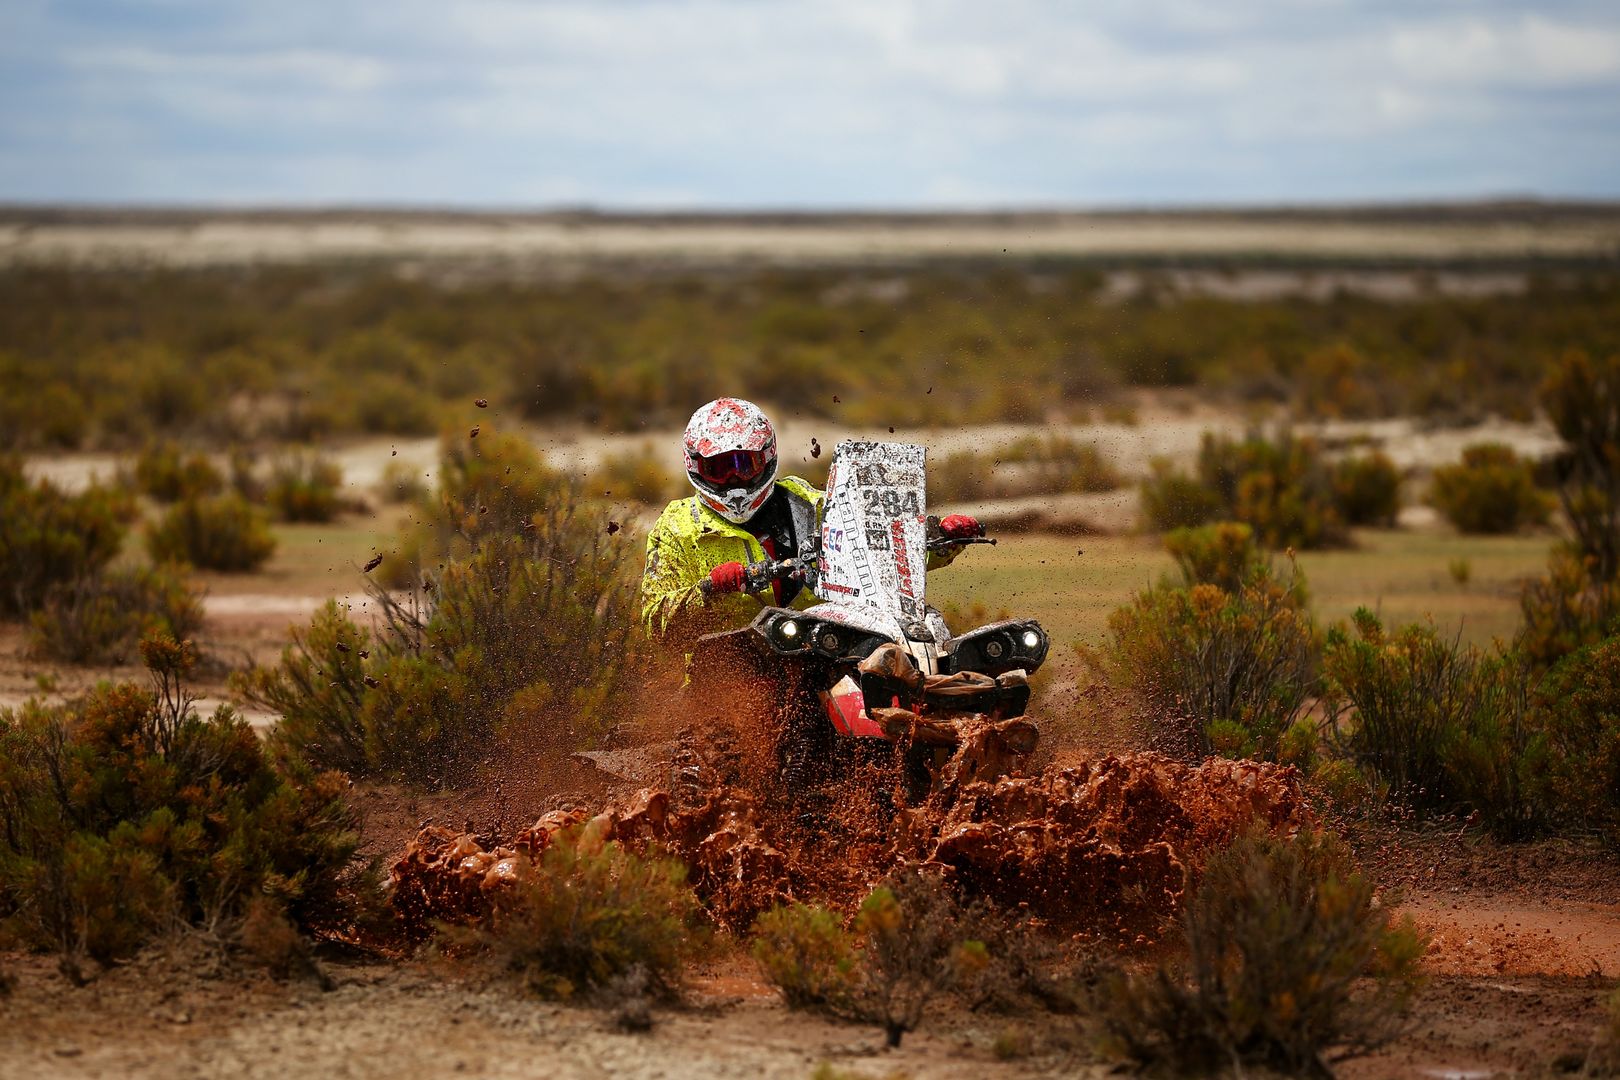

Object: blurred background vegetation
[2,262,1617,450]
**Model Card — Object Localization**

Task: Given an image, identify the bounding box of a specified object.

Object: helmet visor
[695,449,768,488]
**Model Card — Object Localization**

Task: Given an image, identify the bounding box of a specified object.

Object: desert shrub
[589,444,679,504]
[1332,451,1403,527]
[1199,430,1346,549]
[1324,609,1549,836]
[0,460,130,616]
[1582,989,1620,1077]
[132,442,224,503]
[751,901,859,1010]
[1541,350,1620,581]
[28,563,204,665]
[239,601,373,776]
[1101,553,1317,760]
[1537,637,1620,843]
[854,869,989,1049]
[1141,431,1346,548]
[5,265,1620,446]
[1429,442,1554,535]
[475,827,698,999]
[926,449,998,505]
[266,452,344,523]
[227,447,267,503]
[432,427,563,539]
[1104,828,1426,1078]
[1139,459,1222,532]
[147,494,277,572]
[1163,521,1268,593]
[0,633,362,982]
[998,434,1123,493]
[1516,549,1620,669]
[377,458,430,505]
[240,452,643,785]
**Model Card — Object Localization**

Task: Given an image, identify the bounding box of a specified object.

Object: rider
[640,397,983,642]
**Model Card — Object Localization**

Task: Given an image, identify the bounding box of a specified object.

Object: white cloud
[1,0,1617,204]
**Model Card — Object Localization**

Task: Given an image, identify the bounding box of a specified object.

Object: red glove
[707,561,747,595]
[939,514,984,540]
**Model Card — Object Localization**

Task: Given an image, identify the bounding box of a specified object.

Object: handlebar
[926,535,997,553]
[699,530,995,599]
[698,555,813,598]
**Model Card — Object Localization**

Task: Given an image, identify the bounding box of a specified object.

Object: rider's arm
[639,514,706,640]
[925,513,982,571]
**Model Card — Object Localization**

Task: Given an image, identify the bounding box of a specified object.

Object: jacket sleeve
[924,514,962,571]
[639,511,707,641]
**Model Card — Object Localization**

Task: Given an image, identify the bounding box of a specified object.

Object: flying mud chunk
[388,741,1305,940]
[895,753,1308,936]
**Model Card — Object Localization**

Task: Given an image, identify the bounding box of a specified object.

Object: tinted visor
[696,449,768,488]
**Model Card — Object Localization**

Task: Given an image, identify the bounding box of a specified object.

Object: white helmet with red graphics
[683,397,779,524]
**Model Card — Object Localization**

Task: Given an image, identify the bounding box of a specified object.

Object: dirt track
[5,829,1620,1080]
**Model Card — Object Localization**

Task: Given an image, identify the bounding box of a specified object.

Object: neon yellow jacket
[640,476,959,641]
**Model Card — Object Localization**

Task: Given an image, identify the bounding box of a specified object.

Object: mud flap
[821,675,887,738]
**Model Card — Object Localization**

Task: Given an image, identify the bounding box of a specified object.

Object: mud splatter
[388,720,1304,938]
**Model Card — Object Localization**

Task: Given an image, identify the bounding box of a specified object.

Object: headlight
[779,619,800,639]
[941,619,1049,675]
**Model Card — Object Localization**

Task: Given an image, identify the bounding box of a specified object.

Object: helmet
[683,397,778,524]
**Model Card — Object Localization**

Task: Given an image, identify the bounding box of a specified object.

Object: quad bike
[686,440,1049,801]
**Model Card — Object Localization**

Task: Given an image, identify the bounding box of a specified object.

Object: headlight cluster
[942,619,1049,675]
[755,609,883,661]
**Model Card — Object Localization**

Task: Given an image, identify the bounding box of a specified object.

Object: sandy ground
[4,209,1619,268]
[4,824,1620,1080]
[0,947,1102,1080]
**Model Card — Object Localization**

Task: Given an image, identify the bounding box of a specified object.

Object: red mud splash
[389,718,1306,937]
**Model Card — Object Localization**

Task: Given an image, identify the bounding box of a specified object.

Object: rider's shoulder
[652,495,704,532]
[776,475,826,503]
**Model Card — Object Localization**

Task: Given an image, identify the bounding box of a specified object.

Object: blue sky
[2,0,1618,207]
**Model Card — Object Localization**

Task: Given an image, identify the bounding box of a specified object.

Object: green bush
[1101,554,1317,760]
[3,265,1619,448]
[926,449,999,505]
[1332,451,1403,527]
[1139,459,1222,532]
[1202,431,1346,549]
[147,495,277,572]
[1537,637,1620,843]
[751,901,859,1011]
[475,827,698,999]
[239,455,644,785]
[854,869,989,1049]
[377,458,431,505]
[0,633,363,982]
[588,444,679,505]
[1516,549,1620,669]
[132,442,224,503]
[28,563,204,665]
[1163,521,1269,593]
[1104,829,1426,1078]
[998,434,1123,494]
[0,459,130,616]
[434,428,564,539]
[1429,442,1554,535]
[1541,350,1620,581]
[1324,610,1548,836]
[1141,432,1346,548]
[266,452,344,523]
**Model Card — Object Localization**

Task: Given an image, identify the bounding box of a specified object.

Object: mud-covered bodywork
[688,439,1049,756]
